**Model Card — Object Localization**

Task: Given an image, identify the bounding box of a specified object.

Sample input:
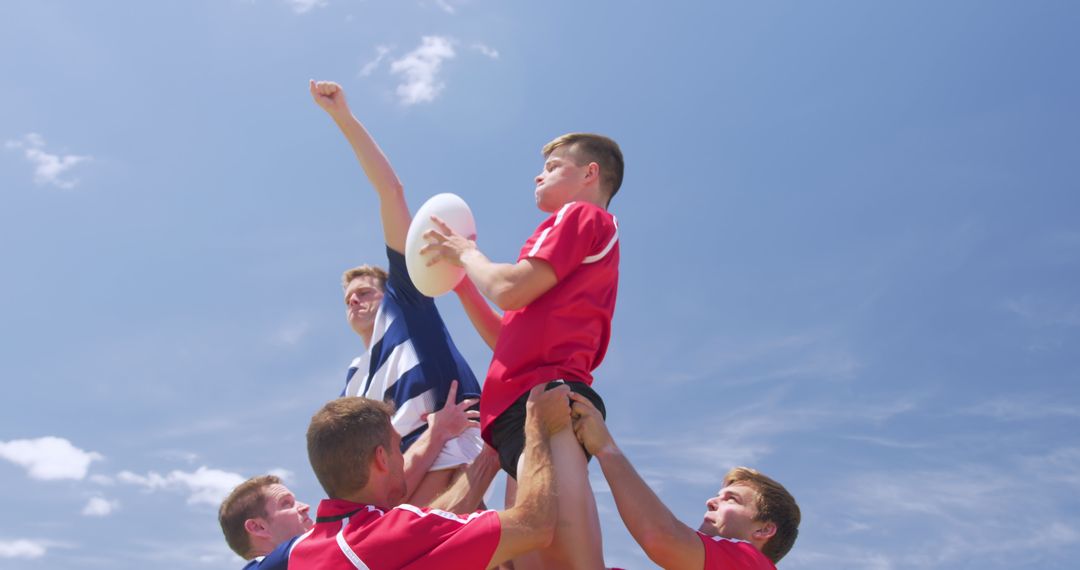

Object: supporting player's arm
[486,384,570,568]
[570,393,705,570]
[310,80,411,253]
[453,277,503,349]
[422,217,558,311]
[401,381,480,503]
[427,444,500,514]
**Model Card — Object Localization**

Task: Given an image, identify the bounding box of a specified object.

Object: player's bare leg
[533,428,605,570]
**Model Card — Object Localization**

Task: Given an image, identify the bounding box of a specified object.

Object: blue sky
[2,1,1078,568]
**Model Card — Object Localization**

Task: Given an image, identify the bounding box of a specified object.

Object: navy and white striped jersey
[342,247,482,456]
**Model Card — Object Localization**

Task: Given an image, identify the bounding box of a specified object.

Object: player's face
[698,483,760,541]
[344,275,384,338]
[534,146,590,213]
[260,484,314,545]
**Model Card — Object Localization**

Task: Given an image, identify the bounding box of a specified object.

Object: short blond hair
[218,474,282,559]
[723,467,800,563]
[542,133,624,203]
[341,265,388,290]
[307,397,395,499]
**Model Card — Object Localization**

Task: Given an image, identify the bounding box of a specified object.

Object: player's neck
[338,484,390,508]
[571,186,609,210]
[358,327,374,348]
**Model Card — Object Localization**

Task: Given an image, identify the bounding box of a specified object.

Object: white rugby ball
[405,193,476,297]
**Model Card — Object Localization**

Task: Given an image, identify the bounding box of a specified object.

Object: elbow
[512,503,557,552]
[490,286,530,312]
[636,525,685,567]
[382,181,405,200]
[638,531,671,560]
[534,513,557,550]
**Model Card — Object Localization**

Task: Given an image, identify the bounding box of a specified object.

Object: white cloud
[471,42,499,59]
[89,474,115,485]
[153,449,200,464]
[268,468,296,483]
[845,467,1012,521]
[962,397,1080,421]
[285,0,327,14]
[0,436,103,481]
[1004,296,1080,327]
[390,36,456,105]
[841,434,935,449]
[360,45,392,77]
[82,496,119,517]
[0,539,48,559]
[1021,447,1080,487]
[434,0,456,14]
[273,319,310,346]
[118,466,246,506]
[659,331,861,387]
[4,133,91,189]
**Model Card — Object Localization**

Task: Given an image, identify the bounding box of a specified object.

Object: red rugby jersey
[699,533,777,570]
[480,201,619,440]
[289,499,500,569]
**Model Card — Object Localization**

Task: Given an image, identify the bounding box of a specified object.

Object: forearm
[330,112,410,252]
[402,429,449,502]
[453,278,502,349]
[460,250,535,311]
[595,445,693,560]
[510,421,557,535]
[427,454,500,514]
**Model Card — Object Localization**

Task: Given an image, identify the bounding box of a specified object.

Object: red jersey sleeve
[520,202,618,281]
[698,532,777,570]
[390,506,501,569]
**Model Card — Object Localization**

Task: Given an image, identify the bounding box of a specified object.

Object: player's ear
[244,517,268,538]
[753,520,777,542]
[373,445,390,473]
[585,161,600,182]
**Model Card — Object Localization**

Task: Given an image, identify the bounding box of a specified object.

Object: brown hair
[342,265,388,291]
[218,474,282,558]
[542,133,624,203]
[723,467,800,563]
[307,397,395,499]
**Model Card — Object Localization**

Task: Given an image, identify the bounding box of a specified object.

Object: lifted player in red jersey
[422,133,624,570]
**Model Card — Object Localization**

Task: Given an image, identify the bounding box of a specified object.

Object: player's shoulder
[698,533,776,570]
[556,201,616,229]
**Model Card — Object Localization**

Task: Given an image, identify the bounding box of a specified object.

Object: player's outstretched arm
[401,381,480,503]
[486,384,569,568]
[422,217,558,311]
[453,277,502,350]
[310,79,411,253]
[570,393,705,570]
[427,444,500,514]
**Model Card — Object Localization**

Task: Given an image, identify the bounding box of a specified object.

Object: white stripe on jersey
[368,302,392,349]
[582,216,618,264]
[336,516,371,570]
[395,503,492,525]
[290,528,315,554]
[708,535,752,545]
[527,202,574,257]
[388,386,435,438]
[363,338,421,399]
